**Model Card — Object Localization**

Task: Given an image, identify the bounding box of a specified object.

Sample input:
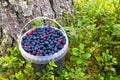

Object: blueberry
[45,54,48,56]
[51,51,55,54]
[32,32,37,35]
[62,38,66,44]
[50,41,54,44]
[38,28,42,32]
[29,36,33,39]
[48,46,52,50]
[27,49,32,52]
[54,47,58,52]
[24,40,28,43]
[50,37,54,40]
[39,45,44,49]
[57,43,63,49]
[47,50,51,53]
[31,42,36,46]
[38,32,43,35]
[34,46,38,51]
[21,41,24,45]
[24,48,28,52]
[21,25,66,56]
[36,41,40,44]
[42,54,45,56]
[32,51,36,55]
[35,28,40,32]
[33,36,37,40]
[39,53,43,56]
[44,41,49,47]
[50,44,55,48]
[43,47,46,50]
[54,41,57,44]
[49,53,53,55]
[22,36,29,40]
[38,50,44,54]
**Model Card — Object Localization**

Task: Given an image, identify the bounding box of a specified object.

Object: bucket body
[18,26,68,64]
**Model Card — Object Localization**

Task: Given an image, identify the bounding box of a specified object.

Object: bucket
[18,17,69,64]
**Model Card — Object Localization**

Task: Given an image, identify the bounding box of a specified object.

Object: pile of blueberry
[21,26,66,56]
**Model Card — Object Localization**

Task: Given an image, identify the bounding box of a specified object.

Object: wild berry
[58,39,62,43]
[36,51,41,55]
[32,29,35,32]
[49,30,53,34]
[42,34,47,38]
[24,45,28,48]
[21,26,66,56]
[27,32,31,36]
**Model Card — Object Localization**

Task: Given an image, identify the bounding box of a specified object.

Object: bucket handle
[19,16,66,37]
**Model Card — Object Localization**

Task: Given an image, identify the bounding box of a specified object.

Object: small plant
[70,43,91,71]
[95,49,117,72]
[0,46,35,80]
[41,60,57,80]
[1,0,120,79]
[33,20,44,28]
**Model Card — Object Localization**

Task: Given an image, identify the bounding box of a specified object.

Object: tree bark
[0,0,73,56]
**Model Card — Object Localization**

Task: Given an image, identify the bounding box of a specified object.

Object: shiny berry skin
[21,26,66,56]
[27,32,31,36]
[49,30,53,34]
[32,29,35,32]
[24,45,28,48]
[42,34,47,38]
[58,39,62,43]
[36,51,40,55]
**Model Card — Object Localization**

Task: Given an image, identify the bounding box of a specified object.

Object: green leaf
[79,43,85,53]
[112,58,117,65]
[50,75,55,80]
[49,59,57,67]
[34,20,40,26]
[70,56,78,61]
[33,20,43,26]
[15,71,24,80]
[95,56,103,62]
[81,53,91,60]
[32,25,37,28]
[72,48,79,56]
[76,59,83,64]
[47,59,57,71]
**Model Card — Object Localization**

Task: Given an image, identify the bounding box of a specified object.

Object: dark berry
[21,26,67,56]
[44,41,49,47]
[32,51,36,55]
[54,47,58,52]
[57,44,63,49]
[34,46,38,51]
[62,39,66,44]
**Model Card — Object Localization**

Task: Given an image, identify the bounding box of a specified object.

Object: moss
[0,34,13,56]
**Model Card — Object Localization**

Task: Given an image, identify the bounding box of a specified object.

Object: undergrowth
[0,0,120,80]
